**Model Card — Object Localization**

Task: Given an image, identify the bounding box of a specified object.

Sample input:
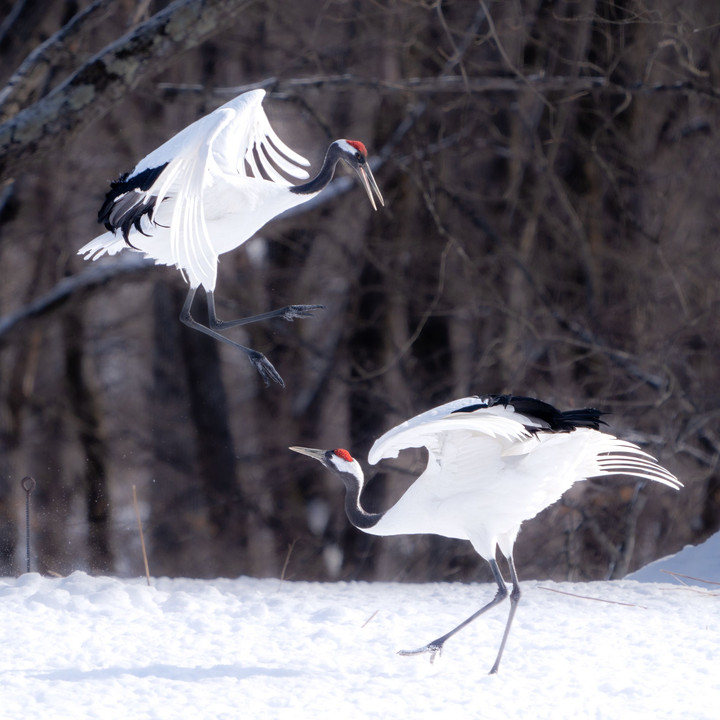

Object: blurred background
[0,0,718,584]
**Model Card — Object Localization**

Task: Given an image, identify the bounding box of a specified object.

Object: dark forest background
[0,0,718,585]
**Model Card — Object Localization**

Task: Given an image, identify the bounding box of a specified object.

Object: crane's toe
[397,641,444,664]
[247,350,285,388]
[280,304,325,322]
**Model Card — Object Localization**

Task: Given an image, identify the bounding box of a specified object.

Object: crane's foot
[278,304,325,322]
[398,641,444,664]
[247,349,285,388]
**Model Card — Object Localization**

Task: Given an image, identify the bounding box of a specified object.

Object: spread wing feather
[368,399,532,466]
[369,398,681,493]
[98,89,311,288]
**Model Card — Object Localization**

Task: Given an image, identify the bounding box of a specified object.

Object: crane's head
[290,447,384,531]
[334,140,384,211]
[289,446,365,487]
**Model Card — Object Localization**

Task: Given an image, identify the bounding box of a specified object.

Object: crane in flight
[291,394,681,673]
[79,89,383,387]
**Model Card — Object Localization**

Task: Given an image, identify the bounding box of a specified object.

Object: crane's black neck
[289,142,344,197]
[340,471,385,531]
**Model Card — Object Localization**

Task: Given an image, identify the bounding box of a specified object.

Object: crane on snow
[291,394,681,674]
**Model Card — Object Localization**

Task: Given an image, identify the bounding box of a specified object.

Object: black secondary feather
[98,164,168,242]
[453,395,605,433]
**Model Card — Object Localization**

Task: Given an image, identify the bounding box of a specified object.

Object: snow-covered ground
[1,539,717,720]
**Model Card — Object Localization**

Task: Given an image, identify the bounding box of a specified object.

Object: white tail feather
[78,233,127,260]
[579,434,681,489]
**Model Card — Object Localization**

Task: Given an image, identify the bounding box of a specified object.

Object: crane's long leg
[398,558,510,667]
[205,290,324,330]
[488,554,521,675]
[179,287,287,387]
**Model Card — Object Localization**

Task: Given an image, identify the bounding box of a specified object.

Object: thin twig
[132,485,151,586]
[361,609,380,628]
[537,585,648,609]
[279,539,296,582]
[479,0,553,111]
[660,569,720,587]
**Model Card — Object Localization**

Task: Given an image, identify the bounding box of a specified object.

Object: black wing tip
[558,407,607,431]
[453,393,607,432]
[97,164,168,243]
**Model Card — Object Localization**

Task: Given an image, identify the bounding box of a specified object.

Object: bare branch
[0,0,255,181]
[0,0,29,47]
[0,0,116,123]
[0,255,150,342]
[480,0,553,111]
[158,74,720,106]
[159,73,611,99]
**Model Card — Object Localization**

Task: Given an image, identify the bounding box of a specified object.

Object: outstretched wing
[98,89,311,288]
[559,432,682,489]
[368,397,533,468]
[369,396,681,492]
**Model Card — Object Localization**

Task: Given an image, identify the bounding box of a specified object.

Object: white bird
[290,394,681,673]
[78,89,384,387]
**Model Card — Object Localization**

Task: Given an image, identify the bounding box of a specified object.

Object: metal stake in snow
[21,476,35,574]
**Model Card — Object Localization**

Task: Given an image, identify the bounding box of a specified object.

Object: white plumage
[367,396,678,556]
[79,89,383,386]
[290,394,681,673]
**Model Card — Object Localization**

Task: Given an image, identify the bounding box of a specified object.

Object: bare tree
[0,0,717,582]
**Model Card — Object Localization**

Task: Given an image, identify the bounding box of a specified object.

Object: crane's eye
[355,152,364,163]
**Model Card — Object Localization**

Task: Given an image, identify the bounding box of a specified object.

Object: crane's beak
[289,446,327,463]
[354,164,384,211]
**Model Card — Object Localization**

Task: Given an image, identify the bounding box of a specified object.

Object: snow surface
[1,543,718,720]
